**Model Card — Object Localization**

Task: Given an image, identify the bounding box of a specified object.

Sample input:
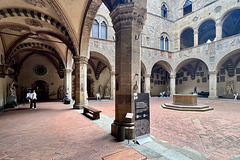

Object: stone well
[162,94,213,111]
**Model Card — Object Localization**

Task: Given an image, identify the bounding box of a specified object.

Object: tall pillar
[144,74,151,94]
[170,74,176,97]
[216,21,222,41]
[208,71,218,99]
[194,28,198,46]
[73,56,88,109]
[64,68,73,100]
[110,71,115,100]
[110,3,147,139]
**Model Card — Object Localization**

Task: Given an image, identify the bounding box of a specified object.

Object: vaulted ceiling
[0,0,90,74]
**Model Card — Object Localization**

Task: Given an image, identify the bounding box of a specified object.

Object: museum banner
[134,93,150,142]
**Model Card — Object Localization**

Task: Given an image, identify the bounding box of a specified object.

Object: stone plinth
[173,94,197,106]
[162,94,213,112]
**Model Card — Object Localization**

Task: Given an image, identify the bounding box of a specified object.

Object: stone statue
[98,84,103,97]
[104,85,110,97]
[9,82,16,96]
[226,81,233,94]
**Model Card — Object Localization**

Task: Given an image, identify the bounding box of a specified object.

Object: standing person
[31,90,37,109]
[26,91,30,102]
[234,92,238,100]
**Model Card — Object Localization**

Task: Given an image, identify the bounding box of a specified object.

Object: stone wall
[18,54,63,100]
[90,0,240,97]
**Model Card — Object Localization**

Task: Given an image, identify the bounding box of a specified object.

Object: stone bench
[83,106,101,120]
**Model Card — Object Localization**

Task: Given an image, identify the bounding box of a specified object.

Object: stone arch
[175,58,209,94]
[216,49,240,71]
[48,0,79,55]
[79,0,102,57]
[221,8,240,38]
[150,60,173,74]
[216,49,240,97]
[198,19,216,45]
[161,3,168,18]
[89,51,112,71]
[32,80,49,100]
[150,60,172,96]
[180,27,194,50]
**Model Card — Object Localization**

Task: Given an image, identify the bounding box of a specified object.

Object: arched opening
[217,50,240,98]
[32,80,49,100]
[150,61,171,97]
[183,0,192,16]
[198,20,216,45]
[222,9,240,38]
[88,52,112,100]
[92,20,99,38]
[101,21,107,39]
[161,4,167,18]
[180,28,194,49]
[176,59,209,96]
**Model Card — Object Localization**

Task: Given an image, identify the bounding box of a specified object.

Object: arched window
[180,28,194,49]
[161,4,167,18]
[160,36,164,50]
[165,37,169,51]
[198,20,216,45]
[183,0,192,16]
[160,35,169,51]
[101,21,107,39]
[222,9,240,38]
[92,20,99,38]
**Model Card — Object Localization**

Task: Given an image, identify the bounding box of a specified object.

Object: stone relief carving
[24,0,46,7]
[25,18,43,28]
[192,16,198,22]
[214,6,222,13]
[226,81,234,94]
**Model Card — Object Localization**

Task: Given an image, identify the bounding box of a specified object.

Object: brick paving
[1,98,240,160]
[89,98,240,160]
[0,102,133,160]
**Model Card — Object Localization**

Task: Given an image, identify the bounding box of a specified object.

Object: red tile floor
[0,102,130,160]
[0,98,240,160]
[89,98,240,160]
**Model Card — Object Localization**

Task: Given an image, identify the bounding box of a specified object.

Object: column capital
[143,74,151,78]
[170,75,176,79]
[110,71,115,75]
[209,70,218,75]
[73,56,88,64]
[193,28,198,34]
[110,3,147,33]
[64,68,73,73]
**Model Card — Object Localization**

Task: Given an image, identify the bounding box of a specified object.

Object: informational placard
[126,113,133,119]
[134,93,150,138]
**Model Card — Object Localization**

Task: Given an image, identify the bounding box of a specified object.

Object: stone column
[144,74,151,94]
[216,21,222,41]
[208,70,218,99]
[73,56,88,109]
[110,3,147,139]
[64,68,73,100]
[170,74,176,97]
[110,71,115,100]
[194,28,198,46]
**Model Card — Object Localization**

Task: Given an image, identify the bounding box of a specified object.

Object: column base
[111,121,135,139]
[73,103,83,109]
[208,96,218,100]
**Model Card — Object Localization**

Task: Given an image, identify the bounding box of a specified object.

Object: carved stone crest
[24,0,46,8]
[192,16,198,22]
[214,6,222,13]
[25,18,43,28]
